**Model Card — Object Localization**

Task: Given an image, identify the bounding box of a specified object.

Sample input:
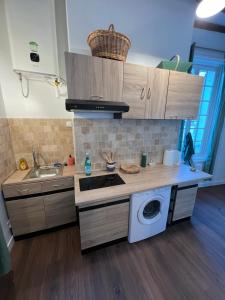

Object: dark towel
[183,132,195,163]
[0,224,11,277]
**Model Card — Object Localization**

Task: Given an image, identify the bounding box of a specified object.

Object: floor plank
[1,185,225,300]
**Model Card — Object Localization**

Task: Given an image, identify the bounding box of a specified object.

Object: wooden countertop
[74,164,211,207]
[3,166,75,186]
[3,164,212,207]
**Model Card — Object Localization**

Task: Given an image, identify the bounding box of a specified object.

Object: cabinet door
[6,197,45,236]
[173,186,198,221]
[165,71,203,120]
[44,190,76,228]
[103,58,123,101]
[79,201,129,250]
[122,63,148,119]
[147,68,169,119]
[65,52,103,100]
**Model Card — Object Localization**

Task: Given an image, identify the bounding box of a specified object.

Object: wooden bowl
[120,164,140,174]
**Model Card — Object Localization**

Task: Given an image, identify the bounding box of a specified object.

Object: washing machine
[128,186,171,243]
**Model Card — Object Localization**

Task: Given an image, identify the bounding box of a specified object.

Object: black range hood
[65,99,129,119]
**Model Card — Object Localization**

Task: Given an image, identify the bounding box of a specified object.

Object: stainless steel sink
[24,165,63,180]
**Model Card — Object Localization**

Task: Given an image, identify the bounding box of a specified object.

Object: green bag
[157,55,192,73]
[0,224,11,277]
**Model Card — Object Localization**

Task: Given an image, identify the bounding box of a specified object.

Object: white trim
[199,179,225,188]
[7,235,14,252]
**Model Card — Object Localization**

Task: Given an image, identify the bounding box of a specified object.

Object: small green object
[157,55,192,73]
[29,41,38,52]
[84,153,92,176]
[141,152,147,168]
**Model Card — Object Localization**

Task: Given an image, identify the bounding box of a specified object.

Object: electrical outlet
[66,121,72,128]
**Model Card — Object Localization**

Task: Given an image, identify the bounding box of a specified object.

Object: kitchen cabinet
[122,63,148,119]
[4,176,76,237]
[44,190,76,228]
[65,53,203,120]
[65,52,123,101]
[167,183,198,224]
[3,181,42,198]
[6,197,46,236]
[165,72,203,120]
[123,65,169,119]
[172,184,198,221]
[147,68,169,119]
[79,199,129,250]
[102,59,123,101]
[65,53,103,100]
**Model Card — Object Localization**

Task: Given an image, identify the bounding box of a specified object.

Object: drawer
[173,186,198,221]
[3,182,42,198]
[6,197,46,236]
[79,201,129,250]
[44,190,76,228]
[42,176,74,193]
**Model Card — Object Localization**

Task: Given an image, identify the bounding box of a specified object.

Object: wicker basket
[87,24,131,62]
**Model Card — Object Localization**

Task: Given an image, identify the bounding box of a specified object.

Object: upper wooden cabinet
[65,52,203,120]
[65,52,123,101]
[122,65,169,119]
[147,68,169,119]
[122,63,148,119]
[102,59,123,101]
[165,71,203,120]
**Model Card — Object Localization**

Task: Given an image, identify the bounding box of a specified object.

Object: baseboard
[199,179,225,188]
[7,235,14,251]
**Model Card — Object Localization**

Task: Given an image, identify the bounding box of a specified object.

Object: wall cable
[19,73,30,98]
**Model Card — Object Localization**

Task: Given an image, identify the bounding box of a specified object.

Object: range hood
[65,99,129,119]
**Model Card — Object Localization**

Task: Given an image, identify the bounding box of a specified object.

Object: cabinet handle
[147,88,151,100]
[89,95,103,100]
[140,88,145,100]
[53,184,61,187]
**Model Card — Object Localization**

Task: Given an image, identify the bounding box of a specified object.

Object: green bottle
[84,153,92,176]
[141,152,147,167]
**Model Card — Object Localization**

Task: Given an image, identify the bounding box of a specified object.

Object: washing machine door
[138,196,164,225]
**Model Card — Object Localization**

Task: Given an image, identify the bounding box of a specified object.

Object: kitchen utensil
[106,162,116,172]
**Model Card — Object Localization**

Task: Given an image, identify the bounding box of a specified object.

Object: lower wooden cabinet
[6,189,76,236]
[79,200,129,250]
[172,185,198,221]
[6,197,46,236]
[44,190,76,228]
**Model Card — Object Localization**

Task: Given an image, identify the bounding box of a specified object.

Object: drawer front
[44,190,76,228]
[6,197,45,236]
[79,201,129,250]
[173,186,198,221]
[42,177,74,193]
[3,182,42,198]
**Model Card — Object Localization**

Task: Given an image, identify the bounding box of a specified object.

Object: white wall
[1,0,197,118]
[0,0,72,119]
[66,0,197,66]
[0,83,13,248]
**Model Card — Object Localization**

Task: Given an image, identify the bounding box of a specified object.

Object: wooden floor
[1,185,225,300]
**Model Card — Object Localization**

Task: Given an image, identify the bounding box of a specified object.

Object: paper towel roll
[163,150,181,166]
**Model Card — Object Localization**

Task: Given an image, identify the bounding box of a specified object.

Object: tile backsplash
[9,119,74,168]
[74,119,181,172]
[0,118,16,183]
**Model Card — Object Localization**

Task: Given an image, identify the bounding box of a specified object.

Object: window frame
[183,61,224,162]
